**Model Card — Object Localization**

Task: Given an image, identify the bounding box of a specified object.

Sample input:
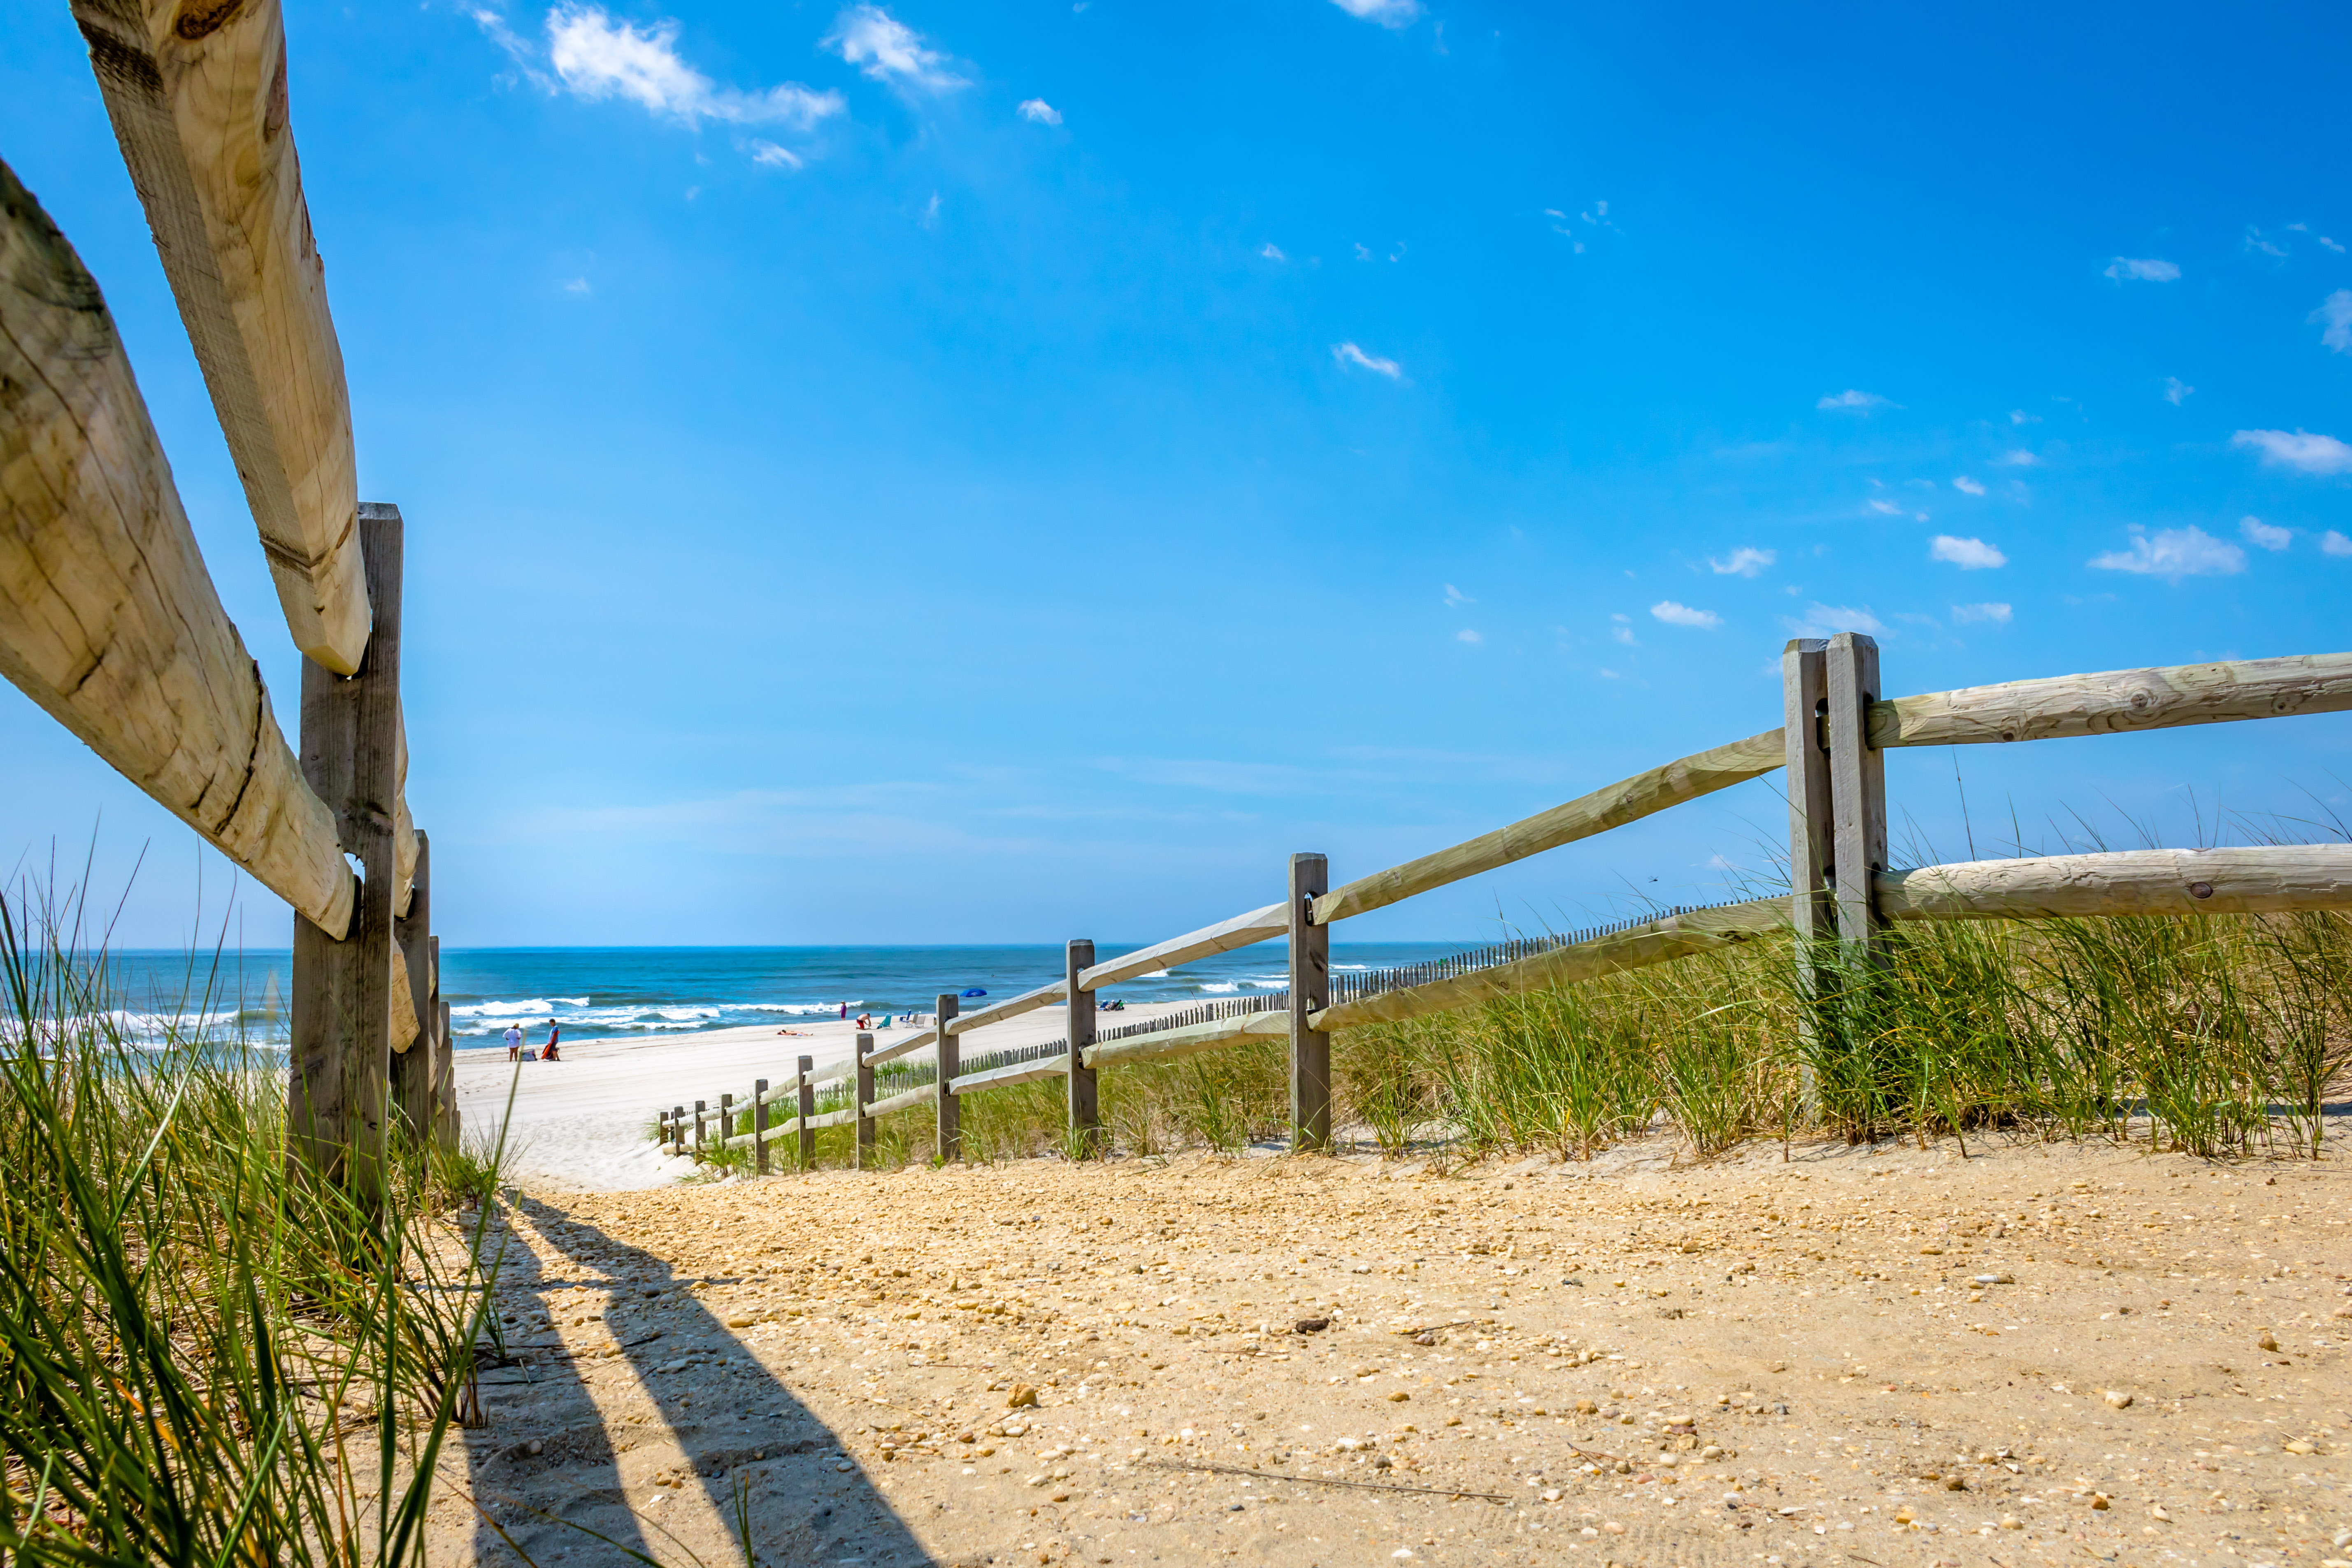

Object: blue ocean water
[94,942,1464,1051]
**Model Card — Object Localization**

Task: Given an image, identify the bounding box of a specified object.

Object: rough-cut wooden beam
[1078,902,1289,990]
[0,160,352,936]
[1083,1010,1288,1070]
[863,1085,931,1120]
[1871,652,2352,748]
[866,1027,935,1066]
[947,980,1064,1035]
[1311,730,1787,927]
[1877,845,2352,921]
[952,1056,1069,1094]
[70,0,370,674]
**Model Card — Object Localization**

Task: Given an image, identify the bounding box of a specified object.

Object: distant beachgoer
[546,1019,561,1054]
[523,1047,538,1062]
[543,1039,560,1062]
[504,1024,523,1062]
[839,1003,848,1020]
[856,1012,872,1031]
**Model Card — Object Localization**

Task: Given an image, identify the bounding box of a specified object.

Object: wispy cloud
[2312,290,2352,354]
[538,4,843,128]
[1952,476,1986,496]
[560,276,591,295]
[1610,614,1637,646]
[1260,242,1287,262]
[2164,376,2194,405]
[1867,498,1905,516]
[1930,534,2007,569]
[2089,525,2246,581]
[1328,0,1422,26]
[1817,389,1892,413]
[1783,602,1885,637]
[749,140,803,169]
[2009,409,2040,425]
[1650,600,1722,629]
[826,5,966,92]
[2240,516,2292,551]
[1443,584,1474,607]
[1950,602,2012,625]
[1707,546,1775,577]
[1017,97,1062,124]
[1992,449,2039,467]
[2104,256,2180,282]
[2231,428,2352,475]
[1455,628,1483,644]
[2324,531,2352,558]
[1332,341,1402,379]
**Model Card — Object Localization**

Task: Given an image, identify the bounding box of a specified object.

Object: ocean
[90,942,1466,1052]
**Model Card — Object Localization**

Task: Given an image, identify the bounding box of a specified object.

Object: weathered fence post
[800,1052,819,1168]
[671,1104,685,1157]
[693,1099,707,1162]
[719,1093,734,1165]
[1066,939,1101,1157]
[1782,637,1832,1113]
[393,829,434,1143]
[289,503,402,1199]
[934,991,961,1163]
[431,938,456,1150]
[1288,852,1332,1152]
[856,1031,876,1170]
[1825,632,1890,970]
[753,1078,770,1175]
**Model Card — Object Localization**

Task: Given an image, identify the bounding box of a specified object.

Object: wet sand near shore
[432,1131,2351,1566]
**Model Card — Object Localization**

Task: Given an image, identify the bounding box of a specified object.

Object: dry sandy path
[455,1004,1186,1191]
[430,1133,2352,1568]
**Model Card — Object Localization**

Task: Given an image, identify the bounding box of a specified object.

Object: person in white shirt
[504,1024,523,1061]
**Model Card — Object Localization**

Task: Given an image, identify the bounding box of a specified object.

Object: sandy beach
[457,1002,1194,1191]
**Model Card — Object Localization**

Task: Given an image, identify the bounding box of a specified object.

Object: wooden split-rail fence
[1,0,455,1192]
[660,641,2352,1167]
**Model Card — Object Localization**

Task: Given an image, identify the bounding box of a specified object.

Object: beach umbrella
[961,987,988,997]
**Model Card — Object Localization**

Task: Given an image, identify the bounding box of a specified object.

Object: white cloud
[2164,376,2193,405]
[2008,409,2039,425]
[1455,629,1482,644]
[749,140,803,169]
[2088,525,2246,581]
[1018,98,1062,125]
[1332,341,1402,379]
[1260,242,1287,262]
[2322,236,2347,254]
[1611,623,1637,646]
[826,5,966,92]
[1783,603,1885,637]
[1707,546,1775,577]
[2231,428,2352,475]
[2312,290,2352,354]
[1866,499,1904,516]
[1950,602,2012,625]
[2240,516,2292,551]
[1443,584,1474,607]
[544,5,843,127]
[1328,0,1422,26]
[1817,389,1892,412]
[1650,600,1722,629]
[2104,256,2180,282]
[1930,534,2007,569]
[1952,476,1986,496]
[2323,530,2352,558]
[1992,449,2038,467]
[561,276,591,295]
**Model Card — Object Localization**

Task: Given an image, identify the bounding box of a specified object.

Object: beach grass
[711,908,2350,1173]
[0,881,505,1563]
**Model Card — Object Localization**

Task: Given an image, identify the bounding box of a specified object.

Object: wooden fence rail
[4,0,458,1194]
[658,639,2352,1169]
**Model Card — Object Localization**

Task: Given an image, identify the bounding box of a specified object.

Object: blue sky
[4,0,2350,949]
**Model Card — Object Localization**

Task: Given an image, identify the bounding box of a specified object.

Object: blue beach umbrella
[961,987,988,998]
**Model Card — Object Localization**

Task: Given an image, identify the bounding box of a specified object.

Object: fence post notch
[856,1031,876,1170]
[1066,939,1101,1158]
[1289,852,1332,1153]
[934,992,961,1163]
[1826,631,1890,970]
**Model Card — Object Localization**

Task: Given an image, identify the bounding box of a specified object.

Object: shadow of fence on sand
[460,1194,937,1567]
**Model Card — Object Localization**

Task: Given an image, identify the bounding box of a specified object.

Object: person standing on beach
[545,1018,561,1056]
[504,1024,523,1061]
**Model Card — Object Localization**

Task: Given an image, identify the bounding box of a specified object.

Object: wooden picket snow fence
[662,641,2352,1168]
[1,0,457,1191]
